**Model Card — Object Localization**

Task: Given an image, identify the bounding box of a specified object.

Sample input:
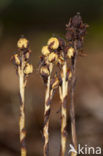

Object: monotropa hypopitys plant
[11,38,33,156]
[40,13,88,156]
[39,36,72,156]
[39,37,60,156]
[66,13,88,156]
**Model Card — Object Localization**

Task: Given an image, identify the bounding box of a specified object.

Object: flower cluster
[40,13,88,86]
[12,37,33,78]
[40,37,63,87]
[40,37,72,84]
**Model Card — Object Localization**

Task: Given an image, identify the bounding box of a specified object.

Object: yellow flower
[24,63,33,74]
[41,46,50,56]
[67,47,74,58]
[17,38,28,49]
[47,37,59,49]
[48,52,58,62]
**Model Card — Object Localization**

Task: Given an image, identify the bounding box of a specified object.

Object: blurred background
[0,0,103,155]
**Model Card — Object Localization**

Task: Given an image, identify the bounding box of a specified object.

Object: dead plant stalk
[18,54,26,156]
[43,63,53,156]
[59,61,68,156]
[11,38,33,156]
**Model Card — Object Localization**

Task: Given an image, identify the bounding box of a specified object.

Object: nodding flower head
[48,52,58,63]
[24,63,33,75]
[17,38,29,49]
[41,46,50,56]
[47,37,59,49]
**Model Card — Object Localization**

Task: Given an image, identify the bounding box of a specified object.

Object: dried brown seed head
[40,66,49,77]
[67,47,74,58]
[47,37,59,49]
[48,52,58,62]
[41,46,50,56]
[14,54,20,65]
[17,38,28,49]
[66,13,88,47]
[71,13,82,27]
[24,63,33,75]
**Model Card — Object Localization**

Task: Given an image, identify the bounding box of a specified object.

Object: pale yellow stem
[18,54,26,156]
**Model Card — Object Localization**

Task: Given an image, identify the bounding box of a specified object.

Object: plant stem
[70,43,77,156]
[18,54,27,156]
[60,61,68,156]
[43,63,53,156]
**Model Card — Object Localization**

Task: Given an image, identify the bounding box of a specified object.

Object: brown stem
[70,43,78,156]
[43,63,53,156]
[18,54,27,156]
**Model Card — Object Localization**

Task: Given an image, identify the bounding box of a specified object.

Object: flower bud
[47,37,59,49]
[17,38,28,49]
[24,63,33,75]
[67,47,74,58]
[41,46,50,56]
[14,54,20,65]
[48,52,58,62]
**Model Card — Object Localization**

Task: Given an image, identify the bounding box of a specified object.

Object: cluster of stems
[11,13,87,156]
[11,38,33,156]
[40,13,88,156]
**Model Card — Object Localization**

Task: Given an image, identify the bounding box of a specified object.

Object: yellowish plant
[11,37,33,156]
